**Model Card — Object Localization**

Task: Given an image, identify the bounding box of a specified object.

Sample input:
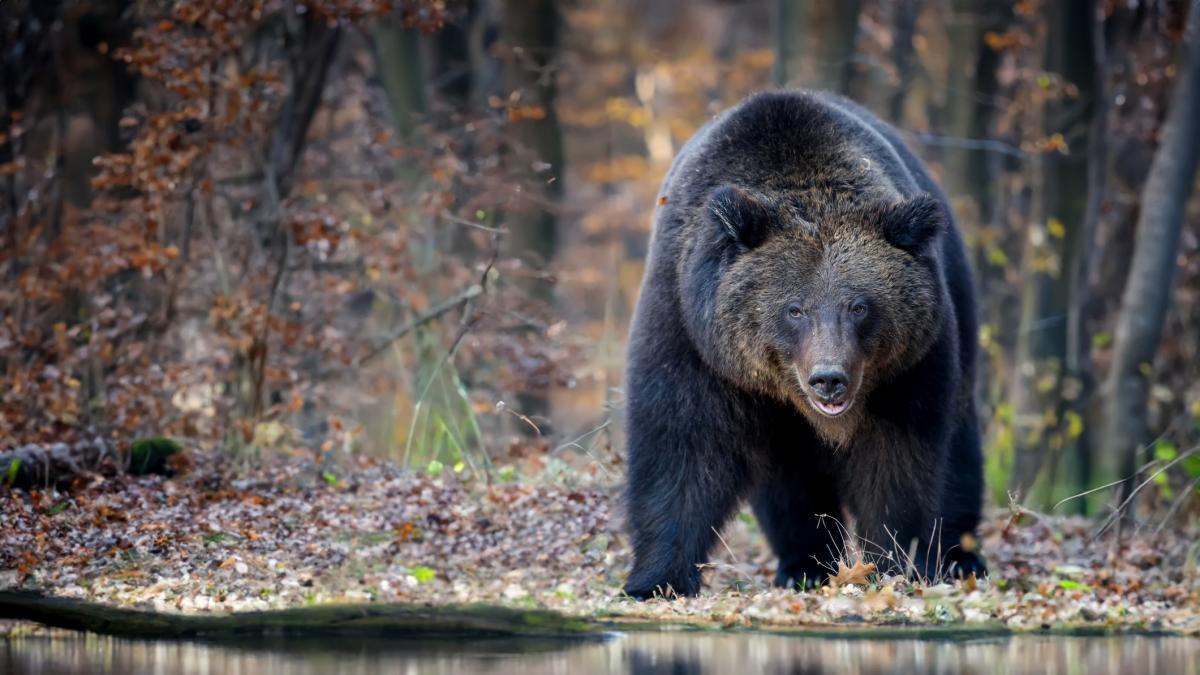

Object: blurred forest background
[2,0,1199,524]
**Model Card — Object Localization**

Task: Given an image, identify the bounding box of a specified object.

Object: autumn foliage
[2,0,1200,523]
[1,0,530,457]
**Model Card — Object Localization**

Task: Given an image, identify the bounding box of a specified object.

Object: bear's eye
[786,305,804,319]
[850,301,868,317]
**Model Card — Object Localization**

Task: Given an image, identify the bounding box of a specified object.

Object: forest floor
[2,451,1200,636]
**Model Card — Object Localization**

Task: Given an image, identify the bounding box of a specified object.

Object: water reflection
[3,628,1198,675]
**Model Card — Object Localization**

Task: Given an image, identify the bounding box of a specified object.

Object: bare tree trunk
[500,0,565,435]
[887,0,919,124]
[1061,0,1112,514]
[268,18,341,200]
[1009,0,1096,500]
[774,0,862,93]
[237,15,341,423]
[424,0,477,113]
[965,5,1011,230]
[943,2,1012,224]
[372,19,427,139]
[1104,0,1200,518]
[500,0,564,293]
[943,0,984,206]
[423,0,488,256]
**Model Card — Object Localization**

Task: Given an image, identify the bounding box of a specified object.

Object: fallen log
[0,591,1178,643]
[1,437,181,490]
[0,591,604,642]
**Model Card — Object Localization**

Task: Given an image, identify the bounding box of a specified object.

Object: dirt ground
[2,452,1199,635]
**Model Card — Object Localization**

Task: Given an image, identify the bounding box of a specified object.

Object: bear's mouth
[792,365,856,418]
[808,397,852,417]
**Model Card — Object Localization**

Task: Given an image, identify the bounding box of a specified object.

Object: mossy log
[0,592,604,642]
[1,437,180,490]
[2,592,1177,643]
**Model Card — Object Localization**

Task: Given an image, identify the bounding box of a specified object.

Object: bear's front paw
[623,583,677,600]
[774,564,830,591]
[623,568,699,600]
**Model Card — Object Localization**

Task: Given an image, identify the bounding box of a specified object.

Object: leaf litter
[1,452,1199,635]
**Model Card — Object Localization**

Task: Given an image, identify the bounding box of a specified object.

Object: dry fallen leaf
[964,572,978,592]
[829,559,876,587]
[862,583,898,611]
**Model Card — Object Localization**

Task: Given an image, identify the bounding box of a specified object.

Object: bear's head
[680,185,948,443]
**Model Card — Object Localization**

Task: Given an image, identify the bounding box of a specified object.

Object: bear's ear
[707,185,778,249]
[880,193,945,252]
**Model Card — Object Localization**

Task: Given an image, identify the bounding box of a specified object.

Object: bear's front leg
[841,435,945,579]
[623,440,751,598]
[622,354,754,599]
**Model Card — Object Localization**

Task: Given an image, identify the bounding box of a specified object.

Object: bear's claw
[945,550,988,579]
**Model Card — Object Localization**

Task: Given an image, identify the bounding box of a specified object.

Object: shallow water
[3,629,1198,675]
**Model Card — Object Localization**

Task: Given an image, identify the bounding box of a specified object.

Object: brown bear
[623,90,985,599]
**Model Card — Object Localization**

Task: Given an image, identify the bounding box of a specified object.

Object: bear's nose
[808,368,848,401]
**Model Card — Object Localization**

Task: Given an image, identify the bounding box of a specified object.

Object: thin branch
[1051,478,1126,512]
[1093,446,1200,539]
[438,210,509,234]
[901,131,1026,158]
[1153,475,1200,535]
[498,404,542,436]
[356,284,483,366]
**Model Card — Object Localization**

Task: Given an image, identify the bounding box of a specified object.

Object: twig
[1093,446,1200,539]
[698,525,756,589]
[439,210,509,234]
[551,420,611,456]
[498,404,542,436]
[901,131,1026,158]
[1153,475,1200,534]
[1051,478,1127,512]
[356,284,483,366]
[551,420,615,480]
[442,230,501,357]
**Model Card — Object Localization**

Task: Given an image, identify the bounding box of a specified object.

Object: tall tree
[424,0,478,112]
[1,1,136,239]
[1008,0,1097,499]
[499,0,565,434]
[942,1,1013,228]
[372,15,427,139]
[500,0,564,295]
[773,0,863,93]
[943,0,985,208]
[243,12,343,419]
[1060,0,1126,513]
[268,16,341,200]
[1103,0,1200,514]
[887,0,919,124]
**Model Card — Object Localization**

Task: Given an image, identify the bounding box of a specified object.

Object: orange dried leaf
[829,559,876,587]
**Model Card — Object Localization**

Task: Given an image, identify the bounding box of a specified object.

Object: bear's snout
[807,367,848,402]
[804,365,853,417]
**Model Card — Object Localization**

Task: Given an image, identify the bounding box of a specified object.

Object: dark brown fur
[623,90,984,599]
